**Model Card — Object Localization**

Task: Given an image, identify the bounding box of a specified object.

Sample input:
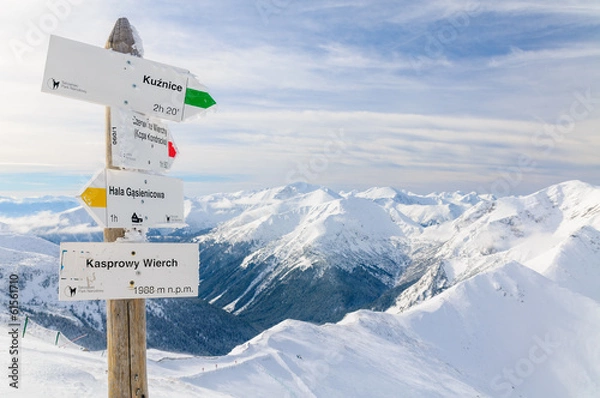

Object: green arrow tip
[184,88,216,109]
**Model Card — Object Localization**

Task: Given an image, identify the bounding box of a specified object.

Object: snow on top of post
[106,17,142,57]
[130,24,145,58]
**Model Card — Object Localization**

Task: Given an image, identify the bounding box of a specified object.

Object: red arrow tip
[168,141,177,158]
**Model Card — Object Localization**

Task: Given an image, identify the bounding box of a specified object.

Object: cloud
[0,0,598,198]
[169,108,598,195]
[488,45,600,68]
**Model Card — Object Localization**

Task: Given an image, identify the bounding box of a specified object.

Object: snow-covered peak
[199,191,410,271]
[355,186,485,228]
[273,182,340,201]
[354,186,408,201]
[400,180,600,312]
[185,183,340,231]
[530,179,600,221]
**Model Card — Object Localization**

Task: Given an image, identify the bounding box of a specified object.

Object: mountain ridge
[1,179,598,354]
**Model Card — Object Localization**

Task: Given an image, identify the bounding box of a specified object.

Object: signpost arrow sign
[42,35,216,122]
[111,108,178,172]
[79,168,185,228]
[59,242,199,300]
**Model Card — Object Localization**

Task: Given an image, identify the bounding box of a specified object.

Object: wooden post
[104,18,148,398]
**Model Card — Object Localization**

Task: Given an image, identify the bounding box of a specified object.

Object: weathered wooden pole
[104,17,149,398]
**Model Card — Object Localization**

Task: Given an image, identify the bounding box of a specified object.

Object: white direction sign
[111,108,178,172]
[59,242,199,300]
[42,35,216,122]
[79,169,184,228]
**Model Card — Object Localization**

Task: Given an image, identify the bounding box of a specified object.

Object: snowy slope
[395,261,600,397]
[2,260,599,397]
[530,225,600,302]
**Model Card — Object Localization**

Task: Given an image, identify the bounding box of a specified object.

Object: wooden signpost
[43,17,214,397]
[106,19,147,398]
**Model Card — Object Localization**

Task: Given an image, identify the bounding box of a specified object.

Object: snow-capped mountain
[353,185,486,228]
[194,182,486,328]
[388,180,600,312]
[1,180,599,357]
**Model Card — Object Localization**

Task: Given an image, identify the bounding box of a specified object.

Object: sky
[0,0,599,199]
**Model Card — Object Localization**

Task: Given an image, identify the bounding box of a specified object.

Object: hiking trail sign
[78,168,185,228]
[42,35,216,122]
[59,242,199,300]
[44,18,212,398]
[111,108,178,172]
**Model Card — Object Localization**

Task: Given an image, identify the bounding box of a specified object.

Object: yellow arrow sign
[78,169,184,228]
[80,187,107,208]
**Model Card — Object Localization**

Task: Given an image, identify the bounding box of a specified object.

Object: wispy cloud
[488,45,600,68]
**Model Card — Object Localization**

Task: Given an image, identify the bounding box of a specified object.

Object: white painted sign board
[59,242,199,300]
[79,169,185,228]
[42,35,216,122]
[111,108,178,172]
